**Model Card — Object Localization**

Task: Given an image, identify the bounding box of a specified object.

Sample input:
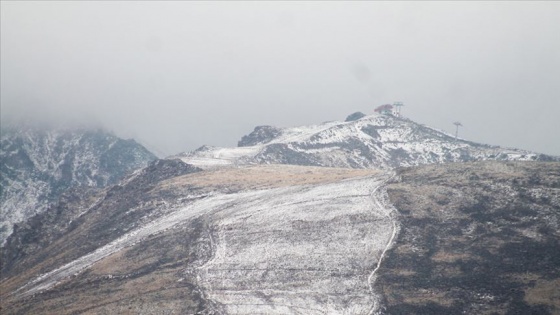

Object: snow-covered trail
[197,173,397,314]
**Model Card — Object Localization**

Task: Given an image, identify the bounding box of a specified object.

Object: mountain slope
[177,114,554,170]
[1,162,390,314]
[3,161,558,314]
[0,127,156,244]
[379,161,560,314]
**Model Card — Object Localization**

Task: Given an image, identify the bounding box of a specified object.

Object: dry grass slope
[378,161,560,315]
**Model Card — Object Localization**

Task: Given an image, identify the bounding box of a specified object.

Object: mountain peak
[177,113,556,170]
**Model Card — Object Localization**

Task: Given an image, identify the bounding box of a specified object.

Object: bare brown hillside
[379,161,560,314]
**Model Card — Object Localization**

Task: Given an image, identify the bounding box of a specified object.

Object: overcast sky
[2,1,559,157]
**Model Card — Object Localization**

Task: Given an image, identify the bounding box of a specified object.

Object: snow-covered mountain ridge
[177,114,555,169]
[0,127,156,244]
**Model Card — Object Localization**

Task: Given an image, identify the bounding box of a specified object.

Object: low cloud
[2,2,559,156]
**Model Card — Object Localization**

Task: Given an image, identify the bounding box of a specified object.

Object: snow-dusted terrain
[15,169,395,314]
[199,175,395,315]
[176,114,551,170]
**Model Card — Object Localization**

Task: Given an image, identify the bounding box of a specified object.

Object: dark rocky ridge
[379,161,560,314]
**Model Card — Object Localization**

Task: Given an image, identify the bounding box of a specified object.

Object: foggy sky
[2,2,559,157]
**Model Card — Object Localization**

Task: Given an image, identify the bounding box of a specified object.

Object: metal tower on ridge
[393,102,404,116]
[453,121,463,140]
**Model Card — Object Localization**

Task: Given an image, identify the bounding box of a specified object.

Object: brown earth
[378,161,560,315]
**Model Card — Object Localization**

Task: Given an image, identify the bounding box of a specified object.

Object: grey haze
[1,2,559,157]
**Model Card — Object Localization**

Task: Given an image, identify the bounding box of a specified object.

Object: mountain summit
[177,113,554,169]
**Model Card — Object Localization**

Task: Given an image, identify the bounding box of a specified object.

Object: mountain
[1,114,559,314]
[176,114,555,170]
[0,127,157,244]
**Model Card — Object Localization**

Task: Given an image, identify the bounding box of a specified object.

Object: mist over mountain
[2,2,560,157]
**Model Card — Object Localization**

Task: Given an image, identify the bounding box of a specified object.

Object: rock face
[0,127,156,244]
[237,125,282,147]
[380,161,560,314]
[179,114,556,170]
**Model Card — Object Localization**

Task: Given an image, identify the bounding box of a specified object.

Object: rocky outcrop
[237,125,282,147]
[345,111,366,122]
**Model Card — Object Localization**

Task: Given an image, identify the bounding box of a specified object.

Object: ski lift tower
[393,102,404,116]
[453,121,463,140]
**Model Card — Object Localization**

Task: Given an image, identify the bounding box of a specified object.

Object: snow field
[17,172,395,315]
[198,175,394,314]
